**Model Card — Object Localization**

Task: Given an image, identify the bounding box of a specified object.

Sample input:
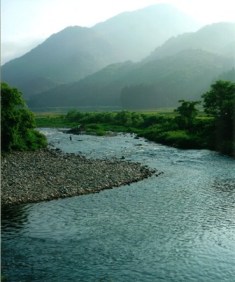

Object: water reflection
[1,204,29,234]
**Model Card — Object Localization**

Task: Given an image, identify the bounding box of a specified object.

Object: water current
[2,128,235,281]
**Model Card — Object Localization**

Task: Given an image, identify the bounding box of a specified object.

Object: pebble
[1,148,159,206]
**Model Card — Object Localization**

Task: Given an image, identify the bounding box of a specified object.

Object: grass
[34,109,234,156]
[35,115,75,128]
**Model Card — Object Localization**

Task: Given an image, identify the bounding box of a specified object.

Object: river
[2,129,235,281]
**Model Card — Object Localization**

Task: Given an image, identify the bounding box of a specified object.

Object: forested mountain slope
[146,22,235,61]
[29,49,233,109]
[1,27,118,99]
[1,4,200,100]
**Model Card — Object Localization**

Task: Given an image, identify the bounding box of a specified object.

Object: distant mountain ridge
[28,49,234,109]
[146,22,235,61]
[1,3,201,99]
[1,26,118,98]
[93,4,200,61]
[2,5,235,111]
[27,21,235,110]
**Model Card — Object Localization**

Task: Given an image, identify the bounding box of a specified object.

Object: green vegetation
[35,113,76,128]
[1,83,47,151]
[34,80,234,157]
[174,100,200,129]
[202,80,235,155]
[35,108,209,150]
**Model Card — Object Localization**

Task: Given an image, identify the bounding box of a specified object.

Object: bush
[1,83,47,151]
[202,80,235,156]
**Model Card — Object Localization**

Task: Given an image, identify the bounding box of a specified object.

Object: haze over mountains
[2,4,199,99]
[2,4,235,110]
[93,4,199,62]
[29,48,234,109]
[2,27,118,98]
[146,22,235,61]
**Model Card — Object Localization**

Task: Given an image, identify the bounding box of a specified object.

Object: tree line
[66,80,235,156]
[1,80,234,157]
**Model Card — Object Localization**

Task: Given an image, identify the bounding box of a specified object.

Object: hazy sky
[1,0,235,64]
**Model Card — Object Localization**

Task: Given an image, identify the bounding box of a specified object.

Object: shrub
[1,83,47,151]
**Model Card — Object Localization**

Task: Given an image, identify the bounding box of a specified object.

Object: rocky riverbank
[1,149,159,206]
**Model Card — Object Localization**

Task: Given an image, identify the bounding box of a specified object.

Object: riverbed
[2,128,235,281]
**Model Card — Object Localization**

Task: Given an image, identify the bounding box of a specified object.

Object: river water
[2,129,235,282]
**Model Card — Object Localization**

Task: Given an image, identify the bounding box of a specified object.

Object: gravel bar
[1,149,160,206]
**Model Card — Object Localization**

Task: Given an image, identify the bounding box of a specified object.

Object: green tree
[175,100,200,129]
[202,80,235,120]
[202,80,235,156]
[1,83,47,151]
[115,111,133,127]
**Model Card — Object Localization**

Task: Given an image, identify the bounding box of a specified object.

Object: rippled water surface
[2,129,235,281]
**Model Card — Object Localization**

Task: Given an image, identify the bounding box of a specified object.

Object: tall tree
[1,83,47,151]
[202,80,235,156]
[175,100,200,129]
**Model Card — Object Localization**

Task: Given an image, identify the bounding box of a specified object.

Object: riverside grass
[35,110,213,151]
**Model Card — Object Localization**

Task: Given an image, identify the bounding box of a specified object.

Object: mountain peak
[2,4,202,100]
[147,22,235,61]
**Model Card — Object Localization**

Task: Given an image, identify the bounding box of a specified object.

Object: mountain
[215,68,235,82]
[28,49,233,109]
[146,22,235,61]
[120,50,234,108]
[93,4,200,62]
[1,27,118,99]
[28,21,235,110]
[28,61,135,109]
[1,4,200,99]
